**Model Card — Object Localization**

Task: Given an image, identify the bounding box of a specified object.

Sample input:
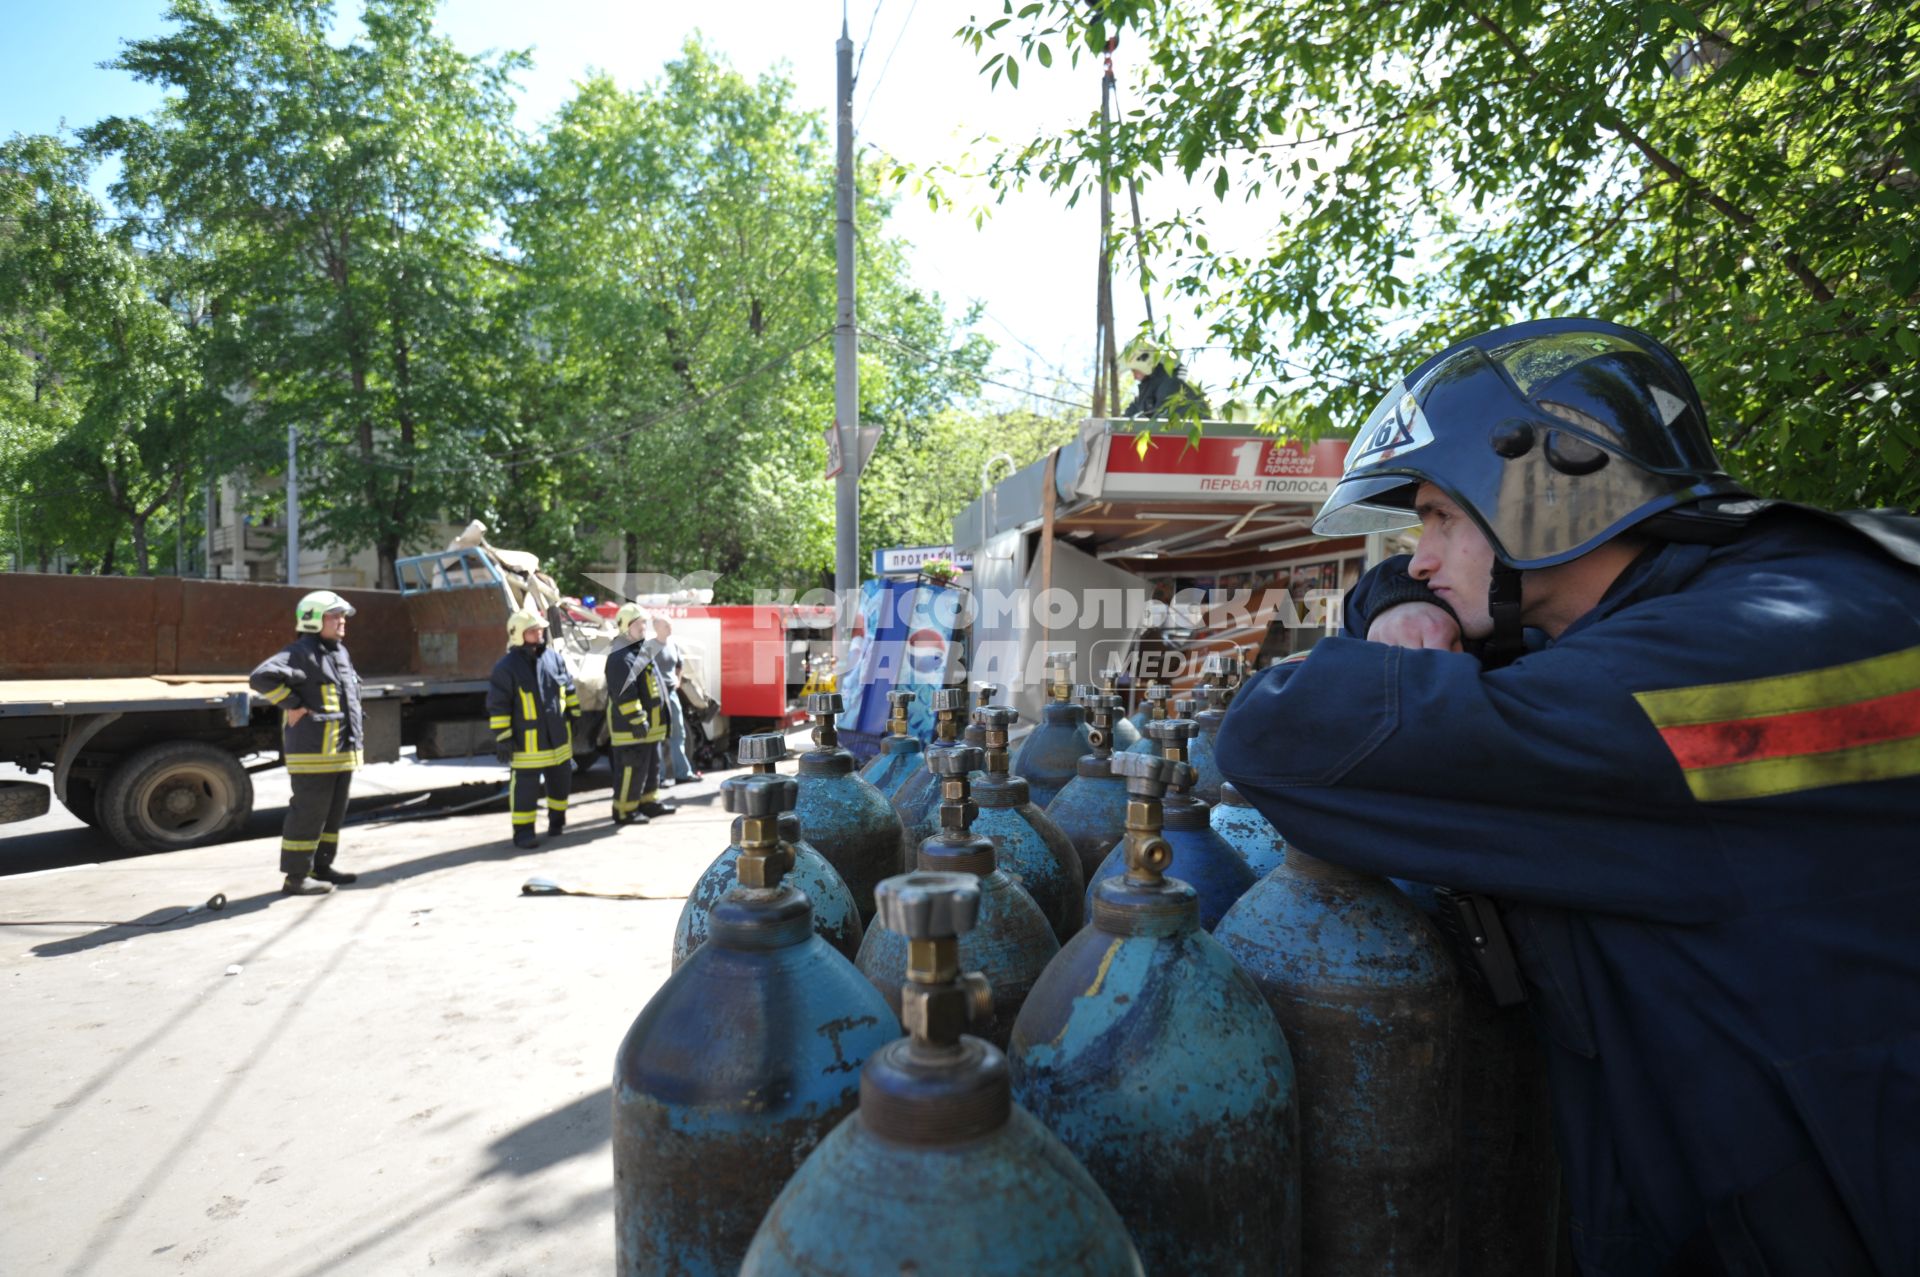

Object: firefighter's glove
[495,739,514,765]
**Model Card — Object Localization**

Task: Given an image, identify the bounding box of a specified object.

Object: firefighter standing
[487,606,580,850]
[250,590,364,896]
[602,603,675,825]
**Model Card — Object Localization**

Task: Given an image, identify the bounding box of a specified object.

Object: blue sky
[2,1,1281,409]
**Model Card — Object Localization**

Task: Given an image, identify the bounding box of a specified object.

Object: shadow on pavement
[484,1086,611,1177]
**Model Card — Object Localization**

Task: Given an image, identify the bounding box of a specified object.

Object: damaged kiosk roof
[952,418,1352,572]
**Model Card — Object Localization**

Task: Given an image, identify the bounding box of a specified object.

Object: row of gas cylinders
[617,667,1561,1276]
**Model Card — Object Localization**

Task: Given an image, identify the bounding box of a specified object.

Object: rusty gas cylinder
[675,733,864,967]
[614,773,898,1277]
[1211,781,1289,880]
[741,871,1143,1277]
[856,746,1058,1048]
[1013,749,1301,1274]
[793,691,908,922]
[1214,849,1463,1276]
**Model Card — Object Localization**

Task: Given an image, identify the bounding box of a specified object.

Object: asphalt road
[0,754,616,878]
[0,750,742,1276]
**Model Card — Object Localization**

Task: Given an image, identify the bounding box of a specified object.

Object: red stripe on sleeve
[1658,686,1920,771]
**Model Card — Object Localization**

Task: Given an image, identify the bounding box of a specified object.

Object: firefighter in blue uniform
[602,603,674,826]
[1217,319,1919,1277]
[251,590,364,895]
[487,606,580,850]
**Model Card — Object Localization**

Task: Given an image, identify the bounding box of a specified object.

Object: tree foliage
[503,44,992,598]
[2,2,994,594]
[963,0,1920,511]
[0,135,234,573]
[88,0,528,586]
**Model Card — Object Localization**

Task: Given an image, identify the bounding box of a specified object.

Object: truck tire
[0,780,51,824]
[99,742,254,854]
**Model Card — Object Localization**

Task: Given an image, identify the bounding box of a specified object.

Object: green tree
[963,0,1920,510]
[0,134,226,573]
[89,0,529,586]
[507,43,992,599]
[861,406,1080,551]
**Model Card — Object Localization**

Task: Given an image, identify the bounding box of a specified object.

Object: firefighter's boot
[282,875,333,896]
[313,852,357,885]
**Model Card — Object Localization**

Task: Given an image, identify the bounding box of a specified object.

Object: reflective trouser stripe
[282,772,352,876]
[510,765,572,832]
[611,744,656,815]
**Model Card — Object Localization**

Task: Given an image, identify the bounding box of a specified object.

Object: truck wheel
[99,743,254,854]
[0,780,51,824]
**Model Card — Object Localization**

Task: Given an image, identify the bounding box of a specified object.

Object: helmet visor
[1312,377,1436,536]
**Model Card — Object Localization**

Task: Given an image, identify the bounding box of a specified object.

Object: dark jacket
[1217,509,1920,1276]
[1122,364,1211,420]
[250,634,363,775]
[487,644,578,769]
[603,638,667,747]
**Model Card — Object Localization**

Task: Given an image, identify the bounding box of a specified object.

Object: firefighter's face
[522,625,547,647]
[626,618,647,642]
[321,611,348,640]
[1408,484,1497,639]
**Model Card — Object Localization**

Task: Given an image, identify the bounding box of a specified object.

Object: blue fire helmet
[1312,318,1748,569]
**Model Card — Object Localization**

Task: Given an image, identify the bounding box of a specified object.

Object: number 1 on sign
[1232,441,1262,477]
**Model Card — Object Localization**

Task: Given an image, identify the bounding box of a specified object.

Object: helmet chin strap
[1484,563,1526,667]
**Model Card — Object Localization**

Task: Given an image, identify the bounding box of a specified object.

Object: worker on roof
[487,605,580,850]
[250,590,363,896]
[1120,338,1211,421]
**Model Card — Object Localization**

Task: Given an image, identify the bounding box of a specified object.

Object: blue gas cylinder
[614,773,899,1277]
[1186,687,1230,805]
[890,686,969,855]
[969,705,1084,940]
[1124,682,1171,755]
[1087,718,1254,930]
[1393,879,1564,1276]
[1045,691,1132,885]
[858,688,927,802]
[741,872,1143,1277]
[793,691,908,922]
[856,747,1059,1048]
[676,733,863,967]
[1214,849,1462,1276]
[1211,781,1288,879]
[1012,750,1301,1274]
[1009,652,1094,808]
[1101,671,1142,751]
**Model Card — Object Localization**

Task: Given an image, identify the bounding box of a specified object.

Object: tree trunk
[130,513,150,576]
[378,535,400,590]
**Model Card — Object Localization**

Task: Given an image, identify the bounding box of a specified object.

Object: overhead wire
[859,328,1092,410]
[853,0,887,82]
[856,0,921,134]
